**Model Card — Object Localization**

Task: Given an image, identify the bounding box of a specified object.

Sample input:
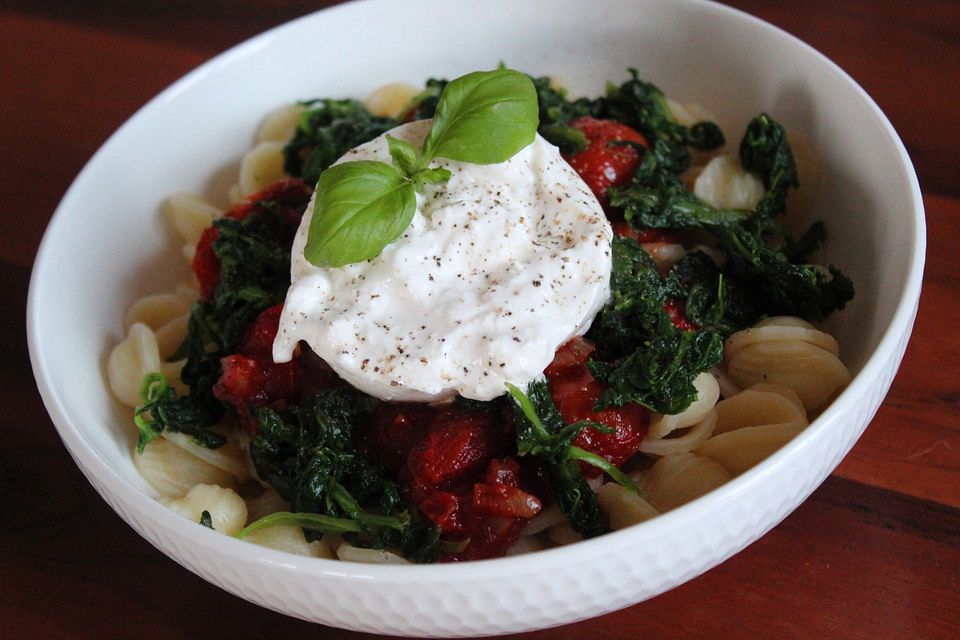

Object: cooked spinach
[178,198,305,422]
[284,99,397,186]
[507,381,609,538]
[586,237,724,413]
[133,373,226,453]
[596,68,724,171]
[249,388,439,563]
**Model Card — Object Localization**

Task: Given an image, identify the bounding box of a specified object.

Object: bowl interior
[28,0,923,632]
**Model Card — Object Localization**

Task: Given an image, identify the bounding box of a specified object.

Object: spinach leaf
[596,68,724,171]
[506,381,610,538]
[134,373,226,453]
[739,112,799,219]
[284,99,396,186]
[586,237,724,414]
[249,388,439,563]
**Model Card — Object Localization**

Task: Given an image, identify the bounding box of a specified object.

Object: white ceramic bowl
[28,0,924,636]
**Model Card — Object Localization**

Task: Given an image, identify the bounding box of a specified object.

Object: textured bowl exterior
[28,0,924,636]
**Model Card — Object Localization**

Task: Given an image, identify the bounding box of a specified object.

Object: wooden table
[3,1,958,637]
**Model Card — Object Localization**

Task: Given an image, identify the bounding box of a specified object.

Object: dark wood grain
[2,1,958,638]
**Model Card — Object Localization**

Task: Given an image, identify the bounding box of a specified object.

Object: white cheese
[273,120,612,402]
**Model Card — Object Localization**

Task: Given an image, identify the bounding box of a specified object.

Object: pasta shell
[154,313,189,361]
[124,293,192,331]
[693,154,765,211]
[362,82,419,119]
[107,323,162,407]
[697,422,805,476]
[161,430,249,481]
[244,525,333,558]
[162,193,220,245]
[255,103,307,144]
[238,141,286,197]
[159,483,248,536]
[641,408,718,456]
[597,482,659,530]
[133,437,235,498]
[712,387,807,435]
[635,452,732,512]
[337,545,410,564]
[726,339,851,411]
[725,318,839,360]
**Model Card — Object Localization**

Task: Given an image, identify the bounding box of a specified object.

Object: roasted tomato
[664,298,698,332]
[422,458,542,562]
[545,338,650,473]
[563,116,648,210]
[191,178,310,301]
[403,406,510,503]
[213,304,298,431]
[611,221,678,245]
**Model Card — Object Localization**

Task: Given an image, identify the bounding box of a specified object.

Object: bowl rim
[26,0,925,584]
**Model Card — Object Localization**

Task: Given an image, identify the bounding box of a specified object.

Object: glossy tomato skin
[611,221,678,245]
[664,298,698,332]
[563,116,648,210]
[403,407,511,503]
[191,178,310,302]
[193,226,221,302]
[545,338,650,474]
[213,304,300,431]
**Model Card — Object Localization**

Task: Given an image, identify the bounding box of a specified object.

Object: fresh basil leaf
[386,135,419,177]
[304,160,416,267]
[412,166,452,190]
[420,68,538,165]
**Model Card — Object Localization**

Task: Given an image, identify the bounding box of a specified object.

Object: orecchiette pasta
[244,525,334,558]
[711,384,807,435]
[693,154,765,211]
[160,483,248,535]
[634,452,732,512]
[162,193,220,246]
[362,82,419,119]
[237,141,287,198]
[255,103,307,144]
[337,544,410,564]
[124,292,192,331]
[697,421,804,476]
[725,319,851,412]
[597,482,659,530]
[108,323,162,407]
[161,430,249,481]
[132,437,235,498]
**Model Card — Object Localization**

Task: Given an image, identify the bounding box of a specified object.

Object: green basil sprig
[304,68,539,268]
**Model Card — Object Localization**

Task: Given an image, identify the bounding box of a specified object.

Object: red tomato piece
[472,483,542,519]
[548,368,649,472]
[563,116,648,209]
[664,298,698,332]
[239,304,284,359]
[419,491,462,535]
[359,402,437,474]
[192,226,221,302]
[544,336,596,379]
[611,221,679,245]
[404,408,507,502]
